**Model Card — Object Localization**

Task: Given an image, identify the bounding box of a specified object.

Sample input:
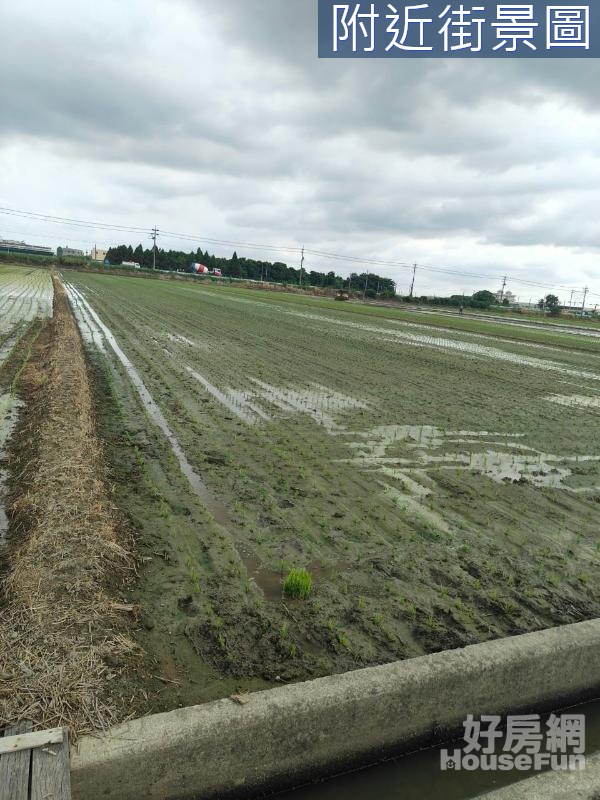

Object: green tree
[471,290,496,308]
[539,294,561,316]
[230,251,242,278]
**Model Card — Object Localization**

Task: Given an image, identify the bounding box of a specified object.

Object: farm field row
[0,266,53,546]
[0,266,52,358]
[63,270,600,712]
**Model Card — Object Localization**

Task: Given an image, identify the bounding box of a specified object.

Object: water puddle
[248,380,369,432]
[167,347,600,533]
[0,326,26,368]
[241,550,350,602]
[240,551,286,601]
[547,394,600,411]
[67,286,107,352]
[186,368,266,425]
[186,369,369,431]
[377,467,451,533]
[166,333,209,351]
[341,425,600,528]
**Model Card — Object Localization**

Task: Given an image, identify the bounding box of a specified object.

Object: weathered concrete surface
[71,619,600,800]
[477,751,600,799]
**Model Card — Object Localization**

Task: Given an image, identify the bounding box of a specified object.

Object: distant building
[91,245,108,262]
[57,246,84,257]
[0,239,54,257]
[495,290,517,304]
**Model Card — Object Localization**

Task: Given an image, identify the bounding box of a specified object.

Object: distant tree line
[105,244,397,296]
[402,290,498,309]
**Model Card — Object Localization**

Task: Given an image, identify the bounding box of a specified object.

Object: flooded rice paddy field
[64,271,600,711]
[0,266,53,365]
[0,267,53,549]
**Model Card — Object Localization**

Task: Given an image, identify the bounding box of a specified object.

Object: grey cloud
[1,0,600,292]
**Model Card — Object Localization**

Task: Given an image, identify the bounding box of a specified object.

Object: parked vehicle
[211,268,222,277]
[122,261,141,270]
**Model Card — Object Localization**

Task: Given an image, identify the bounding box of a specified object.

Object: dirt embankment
[0,276,135,736]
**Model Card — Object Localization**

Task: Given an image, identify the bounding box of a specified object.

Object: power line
[0,206,148,235]
[0,224,98,248]
[0,204,596,297]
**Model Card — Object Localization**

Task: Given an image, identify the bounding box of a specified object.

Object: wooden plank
[0,728,63,756]
[30,727,71,800]
[0,721,32,800]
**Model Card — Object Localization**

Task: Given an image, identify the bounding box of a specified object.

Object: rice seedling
[283,567,313,599]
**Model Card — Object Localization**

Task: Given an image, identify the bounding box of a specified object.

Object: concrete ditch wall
[477,751,600,799]
[71,619,600,800]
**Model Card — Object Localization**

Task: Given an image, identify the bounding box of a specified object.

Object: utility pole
[569,289,574,309]
[363,271,369,301]
[499,275,507,303]
[582,286,589,314]
[150,226,160,270]
[299,246,304,287]
[409,263,417,299]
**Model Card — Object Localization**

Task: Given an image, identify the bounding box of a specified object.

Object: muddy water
[267,699,600,800]
[241,551,352,603]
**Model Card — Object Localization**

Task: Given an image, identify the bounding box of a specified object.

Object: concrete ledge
[71,619,600,800]
[477,751,600,799]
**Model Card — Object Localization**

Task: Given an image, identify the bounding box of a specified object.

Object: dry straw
[0,277,136,737]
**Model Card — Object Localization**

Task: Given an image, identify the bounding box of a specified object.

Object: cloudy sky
[1,0,599,302]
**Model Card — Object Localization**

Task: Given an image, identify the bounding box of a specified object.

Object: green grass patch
[283,567,313,599]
